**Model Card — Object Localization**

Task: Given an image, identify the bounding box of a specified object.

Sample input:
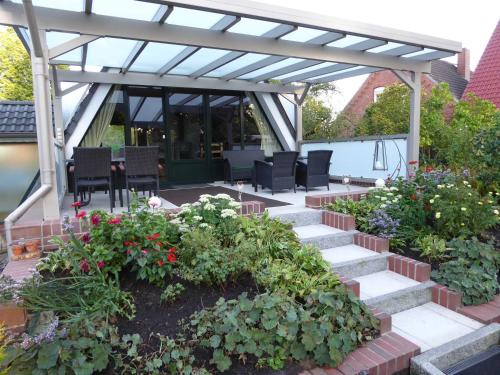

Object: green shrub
[189,291,376,372]
[432,238,500,305]
[326,198,377,233]
[414,234,450,263]
[160,283,185,304]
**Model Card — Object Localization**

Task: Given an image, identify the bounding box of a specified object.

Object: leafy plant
[160,283,185,305]
[432,238,500,305]
[326,198,377,233]
[189,291,376,372]
[414,234,450,262]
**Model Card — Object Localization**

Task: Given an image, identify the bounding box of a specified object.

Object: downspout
[5,0,55,260]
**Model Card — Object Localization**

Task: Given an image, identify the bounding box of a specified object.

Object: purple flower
[368,208,400,239]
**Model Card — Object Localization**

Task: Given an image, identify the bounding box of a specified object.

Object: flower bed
[326,171,499,306]
[0,194,378,374]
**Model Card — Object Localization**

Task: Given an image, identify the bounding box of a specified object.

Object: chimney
[457,48,470,80]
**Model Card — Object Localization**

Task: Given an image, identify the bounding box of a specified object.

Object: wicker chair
[73,147,114,212]
[254,151,299,194]
[223,150,265,186]
[296,150,333,192]
[124,146,160,208]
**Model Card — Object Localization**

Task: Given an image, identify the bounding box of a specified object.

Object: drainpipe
[5,0,57,259]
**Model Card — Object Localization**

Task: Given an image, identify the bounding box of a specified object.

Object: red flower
[71,201,82,208]
[80,259,90,273]
[155,241,163,247]
[81,232,90,244]
[75,210,87,219]
[91,214,101,226]
[146,233,160,241]
[168,247,177,253]
[97,260,105,269]
[126,249,132,255]
[157,260,164,267]
[425,166,433,173]
[409,160,418,165]
[410,194,417,201]
[123,241,131,247]
[167,252,176,263]
[108,217,121,225]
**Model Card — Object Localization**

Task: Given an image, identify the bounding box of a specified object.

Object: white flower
[200,194,212,199]
[380,204,387,208]
[380,197,387,201]
[397,195,403,199]
[386,192,394,196]
[390,187,398,191]
[463,180,469,185]
[429,199,434,204]
[434,195,440,199]
[461,223,465,226]
[193,216,202,221]
[180,203,191,208]
[468,193,472,197]
[392,199,398,203]
[437,185,444,189]
[204,203,216,211]
[215,193,232,200]
[494,210,499,215]
[221,209,237,218]
[199,197,209,203]
[478,202,483,205]
[488,200,493,204]
[461,207,467,211]
[192,202,201,207]
[199,223,210,228]
[229,201,242,208]
[148,196,162,209]
[170,218,182,225]
[435,212,441,219]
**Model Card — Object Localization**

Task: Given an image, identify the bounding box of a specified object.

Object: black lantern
[373,139,388,171]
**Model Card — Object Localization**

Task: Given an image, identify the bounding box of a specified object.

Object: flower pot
[11,244,24,256]
[0,301,27,333]
[25,239,40,253]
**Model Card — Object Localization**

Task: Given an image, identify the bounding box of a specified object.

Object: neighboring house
[463,20,500,108]
[341,49,471,136]
[0,101,39,221]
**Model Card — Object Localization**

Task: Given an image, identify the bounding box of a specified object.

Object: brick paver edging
[300,332,420,375]
[387,254,431,282]
[322,211,356,231]
[306,192,366,209]
[8,201,265,259]
[353,233,389,253]
[431,284,462,311]
[457,294,500,324]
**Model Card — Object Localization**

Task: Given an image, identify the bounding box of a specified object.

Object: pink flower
[91,214,101,226]
[75,210,87,219]
[141,250,149,255]
[80,259,90,273]
[97,261,105,269]
[81,233,90,244]
[71,201,82,208]
[108,217,121,225]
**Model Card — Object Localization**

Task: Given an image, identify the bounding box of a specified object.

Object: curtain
[246,92,281,157]
[80,90,117,147]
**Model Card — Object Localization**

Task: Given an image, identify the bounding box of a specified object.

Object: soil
[109,269,303,375]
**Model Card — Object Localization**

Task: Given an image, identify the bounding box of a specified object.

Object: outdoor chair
[124,146,160,208]
[296,150,333,192]
[254,151,299,194]
[73,147,114,212]
[223,150,265,185]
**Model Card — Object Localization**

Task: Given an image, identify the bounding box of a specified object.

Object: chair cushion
[76,178,109,186]
[128,176,157,184]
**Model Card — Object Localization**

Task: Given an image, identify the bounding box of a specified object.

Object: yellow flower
[494,210,499,215]
[478,202,483,205]
[461,207,467,211]
[435,212,441,219]
[429,199,434,204]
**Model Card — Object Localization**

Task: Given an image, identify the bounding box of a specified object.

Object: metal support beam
[293,84,310,149]
[394,70,421,175]
[48,34,99,59]
[84,0,93,14]
[307,66,382,83]
[0,3,435,73]
[54,69,302,94]
[60,82,87,96]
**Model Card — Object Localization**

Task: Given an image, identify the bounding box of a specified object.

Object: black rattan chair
[254,151,299,194]
[296,150,333,192]
[73,147,114,212]
[223,150,265,185]
[124,146,160,208]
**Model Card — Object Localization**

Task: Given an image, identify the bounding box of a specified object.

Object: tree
[0,27,33,101]
[303,83,340,140]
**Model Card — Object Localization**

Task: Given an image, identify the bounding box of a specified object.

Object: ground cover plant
[326,171,499,305]
[0,194,378,374]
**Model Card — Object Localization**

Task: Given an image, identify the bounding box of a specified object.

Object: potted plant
[11,240,24,257]
[25,239,40,253]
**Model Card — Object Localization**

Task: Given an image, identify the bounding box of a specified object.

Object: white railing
[300,134,407,180]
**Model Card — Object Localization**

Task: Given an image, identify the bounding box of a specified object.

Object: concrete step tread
[321,244,380,265]
[354,270,420,300]
[267,205,319,216]
[294,224,344,239]
[392,302,484,352]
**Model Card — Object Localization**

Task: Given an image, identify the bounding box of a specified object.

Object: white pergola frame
[1,0,462,247]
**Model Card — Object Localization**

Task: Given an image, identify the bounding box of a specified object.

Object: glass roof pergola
[1,0,462,94]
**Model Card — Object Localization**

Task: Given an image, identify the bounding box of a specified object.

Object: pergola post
[294,84,311,152]
[51,66,68,195]
[393,70,421,176]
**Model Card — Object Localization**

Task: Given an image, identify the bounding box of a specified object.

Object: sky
[264,0,500,112]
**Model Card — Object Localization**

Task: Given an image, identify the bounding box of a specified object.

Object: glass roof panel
[167,7,225,29]
[307,65,368,80]
[367,42,405,53]
[274,62,336,80]
[135,97,162,122]
[55,47,81,64]
[402,48,437,58]
[206,53,270,77]
[228,17,280,36]
[86,38,138,67]
[328,35,367,48]
[281,27,326,42]
[170,94,193,105]
[46,31,80,49]
[12,0,83,12]
[185,96,203,106]
[130,42,188,73]
[169,48,231,75]
[239,58,304,79]
[92,0,160,21]
[129,97,142,118]
[210,96,233,106]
